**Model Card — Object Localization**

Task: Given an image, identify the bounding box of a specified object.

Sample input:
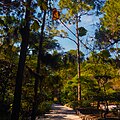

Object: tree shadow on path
[37,104,81,120]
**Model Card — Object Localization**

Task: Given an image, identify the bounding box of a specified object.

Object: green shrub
[65,101,79,109]
[37,101,53,115]
[81,100,91,107]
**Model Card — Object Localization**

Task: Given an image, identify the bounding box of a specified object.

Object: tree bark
[31,11,46,120]
[76,15,81,101]
[11,0,31,119]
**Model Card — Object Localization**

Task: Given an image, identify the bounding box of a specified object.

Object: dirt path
[37,104,82,120]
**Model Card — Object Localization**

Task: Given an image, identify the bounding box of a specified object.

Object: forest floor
[36,104,82,120]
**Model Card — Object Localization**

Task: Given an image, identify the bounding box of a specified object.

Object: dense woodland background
[0,0,120,119]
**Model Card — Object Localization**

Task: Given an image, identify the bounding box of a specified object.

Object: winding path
[37,104,82,120]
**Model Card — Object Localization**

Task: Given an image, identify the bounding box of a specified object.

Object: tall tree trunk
[11,0,31,119]
[76,15,81,101]
[31,11,46,120]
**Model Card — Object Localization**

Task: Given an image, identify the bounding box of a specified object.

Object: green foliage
[49,48,120,109]
[81,100,91,107]
[99,50,110,57]
[31,20,40,31]
[78,27,87,37]
[59,0,91,17]
[0,60,16,102]
[65,101,79,109]
[37,101,53,115]
[101,0,120,35]
[0,0,120,118]
[61,75,78,103]
[38,0,48,10]
[95,0,120,49]
[58,0,92,31]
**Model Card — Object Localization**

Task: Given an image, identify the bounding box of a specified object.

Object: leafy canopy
[101,0,120,38]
